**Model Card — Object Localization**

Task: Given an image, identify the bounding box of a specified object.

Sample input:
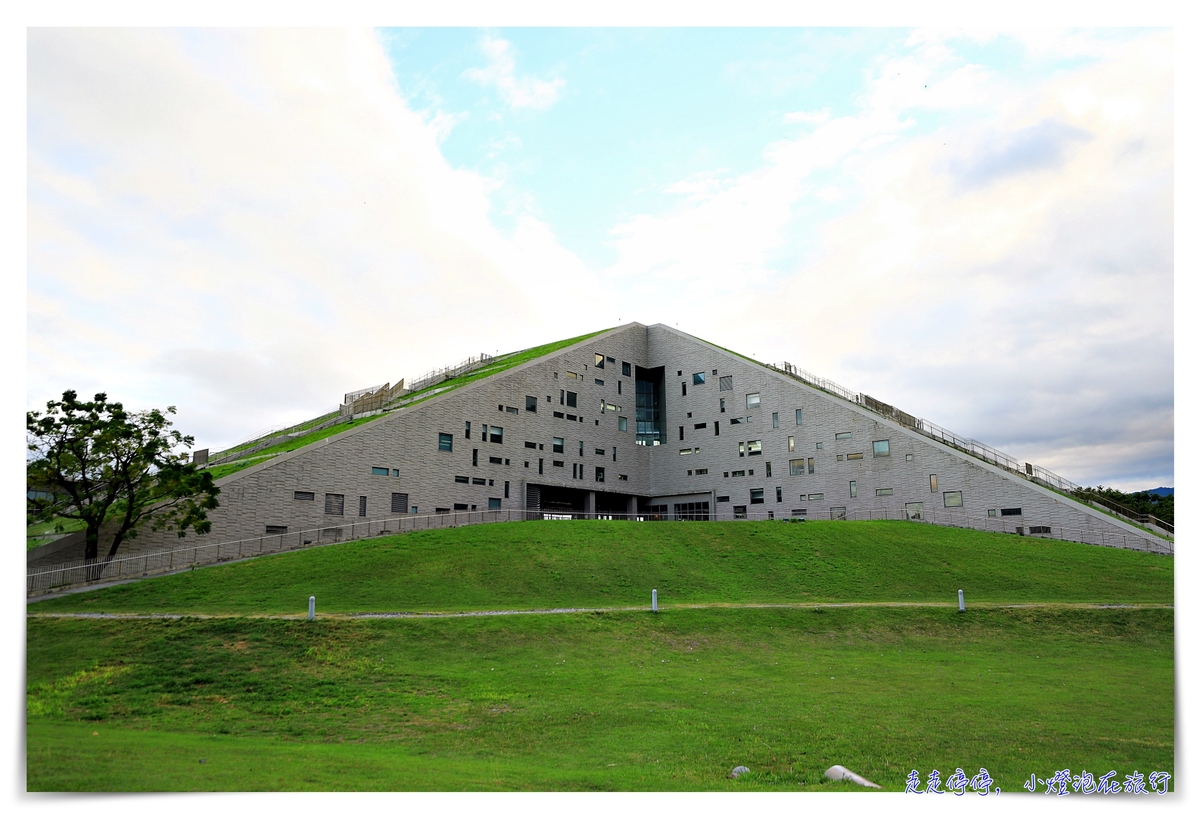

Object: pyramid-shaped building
[28,323,1172,582]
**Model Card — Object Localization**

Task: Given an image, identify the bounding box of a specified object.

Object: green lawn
[26,520,1174,791]
[28,520,1174,616]
[26,606,1173,791]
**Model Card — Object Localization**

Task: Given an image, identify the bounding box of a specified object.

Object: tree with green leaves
[27,390,220,576]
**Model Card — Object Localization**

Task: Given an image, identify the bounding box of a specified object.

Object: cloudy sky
[26,26,1173,491]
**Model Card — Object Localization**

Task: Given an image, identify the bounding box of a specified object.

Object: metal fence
[27,504,1171,596]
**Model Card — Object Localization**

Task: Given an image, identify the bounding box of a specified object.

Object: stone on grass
[824,764,880,788]
[729,765,750,779]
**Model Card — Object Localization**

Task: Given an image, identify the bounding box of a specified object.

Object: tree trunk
[84,522,104,582]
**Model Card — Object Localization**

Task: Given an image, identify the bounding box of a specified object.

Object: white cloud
[27,28,601,450]
[599,30,1173,489]
[463,35,565,111]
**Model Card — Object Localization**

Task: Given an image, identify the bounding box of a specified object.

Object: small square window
[872,440,891,458]
[324,493,345,516]
[747,440,762,456]
[693,372,706,385]
[750,488,765,504]
[746,393,760,410]
[595,353,605,368]
[944,491,964,508]
[905,453,913,461]
[988,509,997,517]
[719,376,733,391]
[438,433,453,452]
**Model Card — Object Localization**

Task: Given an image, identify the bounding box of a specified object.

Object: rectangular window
[846,452,864,461]
[489,426,503,444]
[789,459,805,476]
[717,495,730,503]
[930,474,939,492]
[714,421,719,436]
[606,403,621,413]
[747,440,762,456]
[566,391,577,408]
[436,508,450,515]
[487,498,502,510]
[506,406,519,415]
[795,409,803,426]
[680,426,685,441]
[944,491,964,508]
[595,378,604,386]
[720,398,726,413]
[693,372,706,385]
[746,393,760,410]
[680,448,693,455]
[294,491,315,501]
[731,469,746,477]
[988,509,997,517]
[455,475,469,484]
[788,436,795,452]
[790,508,806,516]
[765,461,772,477]
[481,424,488,440]
[525,441,537,449]
[837,455,843,461]
[567,414,576,422]
[390,493,408,513]
[371,466,389,476]
[1029,525,1051,534]
[324,494,345,516]
[730,417,742,425]
[595,448,606,456]
[489,456,503,464]
[525,395,538,413]
[392,469,399,477]
[560,389,565,404]
[472,477,486,485]
[555,460,565,468]
[682,381,687,396]
[595,353,605,368]
[358,496,367,517]
[622,361,632,376]
[738,442,745,457]
[1000,507,1023,516]
[835,432,852,440]
[809,493,824,501]
[830,507,847,520]
[905,502,924,521]
[619,474,628,481]
[695,468,708,475]
[612,446,617,462]
[553,411,565,419]
[876,488,893,496]
[618,416,628,432]
[772,412,779,428]
[850,480,857,498]
[734,505,747,519]
[816,442,823,449]
[453,503,469,511]
[808,457,815,474]
[618,381,622,395]
[473,448,478,467]
[750,488,765,504]
[265,525,288,535]
[775,486,782,503]
[694,422,707,429]
[438,433,453,452]
[566,371,580,380]
[595,467,605,482]
[719,376,733,391]
[873,440,891,458]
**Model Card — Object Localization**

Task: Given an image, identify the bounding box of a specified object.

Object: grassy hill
[28,520,1173,615]
[26,521,1174,792]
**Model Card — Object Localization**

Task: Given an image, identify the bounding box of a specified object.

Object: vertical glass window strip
[772,412,779,428]
[930,474,938,492]
[788,436,795,452]
[849,481,857,498]
[796,409,802,425]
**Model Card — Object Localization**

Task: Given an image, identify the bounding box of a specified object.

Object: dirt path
[26,600,1173,622]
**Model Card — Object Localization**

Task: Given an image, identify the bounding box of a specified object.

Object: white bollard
[958,589,965,612]
[308,595,316,621]
[652,588,658,613]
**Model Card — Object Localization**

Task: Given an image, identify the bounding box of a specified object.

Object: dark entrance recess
[525,483,641,518]
[635,365,664,446]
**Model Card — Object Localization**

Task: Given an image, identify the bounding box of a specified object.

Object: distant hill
[1146,487,1174,497]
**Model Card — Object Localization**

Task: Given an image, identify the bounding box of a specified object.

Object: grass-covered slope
[202,328,612,481]
[28,520,1173,615]
[27,606,1172,791]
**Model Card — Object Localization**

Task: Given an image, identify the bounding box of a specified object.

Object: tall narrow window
[930,474,938,492]
[472,448,478,467]
[738,442,745,457]
[612,446,617,462]
[358,496,367,517]
[720,398,726,413]
[504,480,510,499]
[595,466,605,482]
[622,361,631,376]
[539,458,543,475]
[595,353,605,368]
[682,381,687,396]
[679,426,685,441]
[566,391,577,408]
[618,381,622,395]
[481,424,488,441]
[618,417,628,432]
[560,389,565,405]
[579,440,584,456]
[808,457,815,474]
[553,437,564,453]
[714,421,720,436]
[849,481,857,498]
[776,487,782,503]
[465,421,471,439]
[772,412,779,428]
[766,461,772,477]
[526,395,538,413]
[795,409,803,426]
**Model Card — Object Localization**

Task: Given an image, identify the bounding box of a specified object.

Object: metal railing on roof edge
[767,361,1172,537]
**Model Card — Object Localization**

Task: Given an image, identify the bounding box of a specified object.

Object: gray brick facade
[29,323,1169,570]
